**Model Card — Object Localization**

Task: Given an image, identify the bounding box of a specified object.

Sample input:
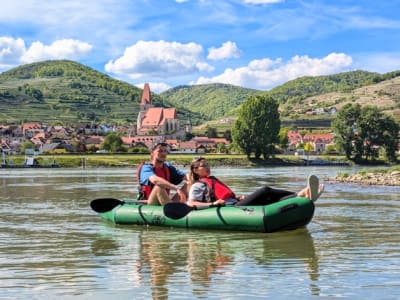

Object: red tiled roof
[22,123,41,130]
[303,133,334,143]
[179,141,197,149]
[159,108,176,125]
[142,107,163,127]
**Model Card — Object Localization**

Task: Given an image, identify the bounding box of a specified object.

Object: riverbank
[3,154,313,168]
[333,167,400,186]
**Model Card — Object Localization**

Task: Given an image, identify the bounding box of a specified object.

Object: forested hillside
[161,83,260,120]
[0,60,169,124]
[269,70,400,120]
[163,70,400,122]
[1,60,399,125]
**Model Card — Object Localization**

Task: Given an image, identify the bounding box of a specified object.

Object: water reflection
[89,226,321,299]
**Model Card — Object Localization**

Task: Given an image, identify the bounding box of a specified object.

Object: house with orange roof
[137,83,180,136]
[303,133,335,154]
[287,132,303,151]
[177,141,197,153]
[22,123,43,138]
[191,137,230,151]
[121,135,165,150]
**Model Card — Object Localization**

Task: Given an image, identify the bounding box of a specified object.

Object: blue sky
[1,0,400,93]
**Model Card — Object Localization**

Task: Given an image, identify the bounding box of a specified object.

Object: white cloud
[1,37,92,67]
[20,39,92,63]
[353,52,400,73]
[105,40,213,79]
[0,37,26,65]
[195,53,353,90]
[207,41,241,60]
[135,82,172,94]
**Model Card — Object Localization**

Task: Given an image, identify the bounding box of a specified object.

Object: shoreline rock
[334,171,400,186]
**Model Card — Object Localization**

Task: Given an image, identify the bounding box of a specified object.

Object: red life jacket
[200,176,236,201]
[137,163,171,200]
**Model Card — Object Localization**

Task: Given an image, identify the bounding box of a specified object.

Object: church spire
[140,83,151,107]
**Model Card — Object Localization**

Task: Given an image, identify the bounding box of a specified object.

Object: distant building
[136,83,180,136]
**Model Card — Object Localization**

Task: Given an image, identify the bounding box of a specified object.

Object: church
[136,83,180,136]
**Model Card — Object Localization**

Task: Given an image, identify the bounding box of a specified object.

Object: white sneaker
[308,175,320,202]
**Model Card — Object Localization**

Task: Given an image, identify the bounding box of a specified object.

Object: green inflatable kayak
[90,197,315,233]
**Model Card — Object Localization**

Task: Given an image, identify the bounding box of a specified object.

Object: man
[139,142,187,205]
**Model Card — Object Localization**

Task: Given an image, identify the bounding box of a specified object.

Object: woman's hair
[187,157,206,191]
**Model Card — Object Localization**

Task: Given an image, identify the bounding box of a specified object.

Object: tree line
[230,95,399,163]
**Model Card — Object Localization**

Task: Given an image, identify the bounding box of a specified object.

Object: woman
[187,157,324,208]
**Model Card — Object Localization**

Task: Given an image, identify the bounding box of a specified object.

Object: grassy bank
[5,153,313,168]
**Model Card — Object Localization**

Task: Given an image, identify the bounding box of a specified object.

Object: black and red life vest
[137,162,171,200]
[199,176,236,201]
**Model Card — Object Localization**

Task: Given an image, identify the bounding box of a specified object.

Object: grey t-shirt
[188,182,211,202]
[189,181,239,205]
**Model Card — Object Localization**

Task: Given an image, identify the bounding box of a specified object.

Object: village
[0,83,336,159]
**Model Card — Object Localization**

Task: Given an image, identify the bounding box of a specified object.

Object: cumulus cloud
[207,41,241,60]
[353,52,400,73]
[0,36,92,67]
[135,82,172,94]
[21,39,92,63]
[0,37,26,65]
[105,40,213,79]
[195,53,353,90]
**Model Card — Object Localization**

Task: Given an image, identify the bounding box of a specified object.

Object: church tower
[137,83,153,134]
[140,83,153,112]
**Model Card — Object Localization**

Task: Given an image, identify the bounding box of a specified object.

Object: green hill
[1,60,399,126]
[0,60,157,124]
[161,83,260,120]
[267,70,400,119]
[162,70,400,124]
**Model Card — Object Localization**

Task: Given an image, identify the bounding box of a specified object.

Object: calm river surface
[0,166,399,299]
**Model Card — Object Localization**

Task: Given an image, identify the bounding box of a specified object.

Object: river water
[0,166,399,299]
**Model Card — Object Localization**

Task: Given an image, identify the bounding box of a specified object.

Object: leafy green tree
[380,116,399,162]
[183,132,194,141]
[101,132,123,152]
[206,126,218,138]
[332,103,399,163]
[279,127,289,149]
[358,106,399,162]
[232,95,280,159]
[21,141,37,153]
[332,103,361,159]
[223,129,232,142]
[216,142,227,154]
[303,142,314,160]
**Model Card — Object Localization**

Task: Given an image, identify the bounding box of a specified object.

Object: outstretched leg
[297,175,324,202]
[236,186,296,206]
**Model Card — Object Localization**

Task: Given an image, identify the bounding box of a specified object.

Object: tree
[303,142,314,160]
[278,127,289,149]
[206,126,218,138]
[21,141,37,153]
[380,117,399,162]
[232,95,280,159]
[223,129,232,142]
[358,106,399,162]
[101,132,124,152]
[332,103,361,159]
[332,103,399,163]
